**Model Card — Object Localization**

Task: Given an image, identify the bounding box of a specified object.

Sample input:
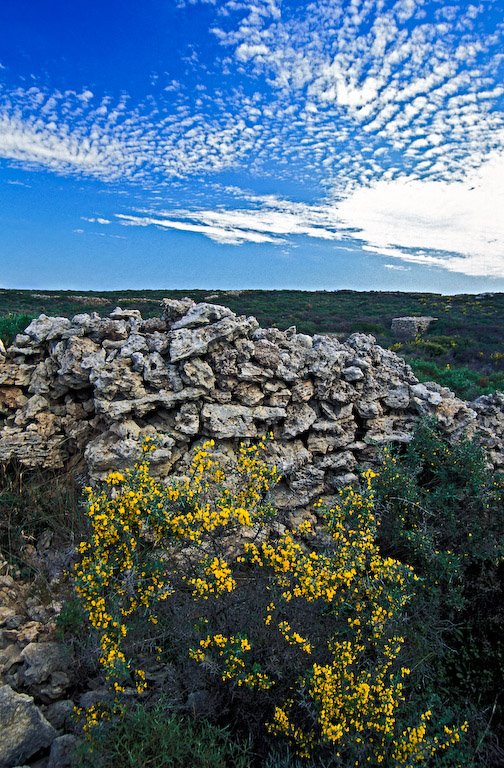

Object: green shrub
[0,312,33,345]
[409,360,504,400]
[373,421,504,764]
[74,699,253,768]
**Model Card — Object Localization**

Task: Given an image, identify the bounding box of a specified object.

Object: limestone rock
[283,403,317,438]
[0,299,501,490]
[0,387,27,413]
[0,363,34,387]
[24,315,71,343]
[391,316,437,340]
[291,379,314,402]
[234,382,264,407]
[342,366,365,382]
[0,685,56,768]
[182,358,215,389]
[56,337,104,388]
[109,306,142,320]
[384,386,410,409]
[171,302,234,329]
[47,734,77,768]
[202,404,257,438]
[161,297,196,324]
[169,315,258,362]
[20,642,71,693]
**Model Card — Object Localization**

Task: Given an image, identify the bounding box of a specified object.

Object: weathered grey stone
[237,361,270,381]
[17,395,49,422]
[265,440,311,473]
[145,331,170,354]
[141,317,167,334]
[308,337,347,377]
[252,340,282,369]
[56,337,104,388]
[95,387,204,421]
[24,315,71,343]
[119,333,149,358]
[89,359,146,400]
[391,316,437,340]
[0,644,23,674]
[346,333,377,353]
[171,302,233,329]
[201,404,256,438]
[0,430,68,468]
[0,685,56,768]
[0,363,35,387]
[342,366,365,382]
[307,424,356,454]
[169,316,258,362]
[283,403,317,437]
[109,306,142,320]
[291,379,314,402]
[410,382,443,405]
[182,358,215,389]
[267,387,291,407]
[288,465,326,505]
[234,382,264,406]
[142,353,177,389]
[20,642,70,687]
[175,402,200,435]
[43,700,74,732]
[85,431,176,475]
[354,400,382,419]
[384,386,410,409]
[0,299,501,486]
[252,406,286,422]
[161,297,196,324]
[96,318,129,341]
[47,734,76,768]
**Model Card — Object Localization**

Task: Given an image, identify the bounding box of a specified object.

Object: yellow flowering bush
[74,436,467,765]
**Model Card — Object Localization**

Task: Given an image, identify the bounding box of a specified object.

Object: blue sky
[0,0,503,292]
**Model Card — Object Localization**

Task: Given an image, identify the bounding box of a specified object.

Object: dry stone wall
[0,299,503,509]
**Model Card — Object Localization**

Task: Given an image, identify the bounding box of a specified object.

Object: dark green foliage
[74,700,254,768]
[0,312,34,345]
[374,421,504,766]
[410,360,504,401]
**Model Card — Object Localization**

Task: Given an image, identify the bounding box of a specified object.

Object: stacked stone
[0,550,76,768]
[0,299,501,508]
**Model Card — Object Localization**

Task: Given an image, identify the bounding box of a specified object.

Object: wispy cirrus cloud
[116,151,504,276]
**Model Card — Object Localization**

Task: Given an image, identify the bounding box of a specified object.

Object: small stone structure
[0,300,503,511]
[391,316,437,340]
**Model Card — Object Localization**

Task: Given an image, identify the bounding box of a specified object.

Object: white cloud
[82,217,112,224]
[115,212,282,244]
[334,152,504,276]
[117,152,504,277]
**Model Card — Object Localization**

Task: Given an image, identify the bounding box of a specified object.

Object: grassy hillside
[1,288,504,400]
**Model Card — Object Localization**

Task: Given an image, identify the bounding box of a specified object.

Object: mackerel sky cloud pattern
[0,0,503,286]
